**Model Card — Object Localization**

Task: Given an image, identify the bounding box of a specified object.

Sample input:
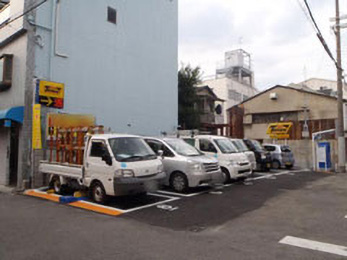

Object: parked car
[182,135,252,183]
[40,134,165,204]
[229,139,256,171]
[144,137,223,192]
[243,139,272,171]
[263,144,295,169]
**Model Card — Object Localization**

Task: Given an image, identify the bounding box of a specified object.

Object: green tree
[178,65,202,129]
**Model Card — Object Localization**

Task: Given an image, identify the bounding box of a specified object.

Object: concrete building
[195,85,225,134]
[228,85,347,169]
[292,78,347,99]
[200,49,258,131]
[0,0,178,188]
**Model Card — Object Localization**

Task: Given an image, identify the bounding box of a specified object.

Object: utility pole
[335,0,345,173]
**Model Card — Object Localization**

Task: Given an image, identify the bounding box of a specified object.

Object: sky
[178,0,347,90]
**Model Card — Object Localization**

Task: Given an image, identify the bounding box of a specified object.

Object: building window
[242,94,249,101]
[107,7,117,24]
[0,54,13,92]
[228,89,242,101]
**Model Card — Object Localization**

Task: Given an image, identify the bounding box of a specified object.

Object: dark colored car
[243,139,272,171]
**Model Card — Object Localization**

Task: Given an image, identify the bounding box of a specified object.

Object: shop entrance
[9,124,19,186]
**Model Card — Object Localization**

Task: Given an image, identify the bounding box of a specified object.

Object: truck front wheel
[90,182,107,204]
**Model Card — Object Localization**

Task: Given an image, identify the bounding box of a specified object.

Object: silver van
[263,144,295,169]
[144,137,223,192]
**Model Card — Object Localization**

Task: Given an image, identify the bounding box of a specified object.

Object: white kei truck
[39,134,166,204]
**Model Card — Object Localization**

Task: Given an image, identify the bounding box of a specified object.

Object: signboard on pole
[38,80,65,109]
[32,104,42,149]
[266,122,293,139]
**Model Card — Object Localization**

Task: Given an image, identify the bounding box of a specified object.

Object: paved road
[1,170,347,260]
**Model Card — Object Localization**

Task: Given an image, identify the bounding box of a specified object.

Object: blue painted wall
[35,0,178,135]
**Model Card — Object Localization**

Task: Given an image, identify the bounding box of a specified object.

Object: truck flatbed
[39,161,83,179]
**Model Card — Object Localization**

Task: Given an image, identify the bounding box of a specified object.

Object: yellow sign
[32,104,42,149]
[266,122,293,139]
[47,113,95,128]
[39,80,64,98]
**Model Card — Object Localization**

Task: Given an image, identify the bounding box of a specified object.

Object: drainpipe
[54,0,68,58]
[50,0,68,79]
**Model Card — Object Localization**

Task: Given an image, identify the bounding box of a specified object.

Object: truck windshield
[108,137,157,162]
[231,139,249,152]
[214,139,238,154]
[165,139,202,156]
[251,140,264,152]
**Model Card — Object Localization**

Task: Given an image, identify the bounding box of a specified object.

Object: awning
[0,106,24,124]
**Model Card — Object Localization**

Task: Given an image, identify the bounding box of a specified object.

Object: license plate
[285,162,291,165]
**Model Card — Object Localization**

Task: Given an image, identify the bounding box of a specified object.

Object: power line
[0,0,47,30]
[302,0,340,70]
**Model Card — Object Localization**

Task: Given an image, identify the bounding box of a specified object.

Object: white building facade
[200,49,258,126]
[0,0,178,188]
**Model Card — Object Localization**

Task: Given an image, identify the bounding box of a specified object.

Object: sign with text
[38,80,65,109]
[32,104,42,149]
[266,122,293,139]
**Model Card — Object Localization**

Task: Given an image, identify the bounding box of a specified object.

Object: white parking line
[122,197,180,213]
[274,169,309,176]
[248,169,310,181]
[156,189,210,197]
[248,174,273,181]
[279,236,347,257]
[147,192,177,199]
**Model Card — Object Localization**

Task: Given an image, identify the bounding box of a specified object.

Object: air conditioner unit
[270,92,278,100]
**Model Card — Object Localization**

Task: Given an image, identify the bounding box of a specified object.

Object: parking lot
[24,169,306,218]
[3,168,347,259]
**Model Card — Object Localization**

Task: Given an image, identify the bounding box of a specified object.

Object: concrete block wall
[33,149,46,187]
[264,139,337,171]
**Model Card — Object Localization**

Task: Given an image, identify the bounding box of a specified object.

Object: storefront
[0,106,23,186]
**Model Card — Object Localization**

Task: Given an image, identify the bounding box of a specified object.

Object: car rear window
[264,145,276,152]
[281,146,291,152]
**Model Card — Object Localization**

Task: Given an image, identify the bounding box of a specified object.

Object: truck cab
[182,135,252,183]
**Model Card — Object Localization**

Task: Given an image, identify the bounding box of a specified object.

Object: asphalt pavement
[1,170,347,260]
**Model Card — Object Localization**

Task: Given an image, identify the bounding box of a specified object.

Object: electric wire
[302,0,340,70]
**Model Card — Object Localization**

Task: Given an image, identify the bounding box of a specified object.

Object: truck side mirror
[102,153,112,166]
[157,150,164,158]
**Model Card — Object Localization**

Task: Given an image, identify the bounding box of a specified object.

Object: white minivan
[144,137,223,192]
[183,135,252,183]
[229,138,256,171]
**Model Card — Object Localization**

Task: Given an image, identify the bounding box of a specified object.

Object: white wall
[0,0,25,43]
[202,77,257,124]
[0,0,27,110]
[35,0,178,135]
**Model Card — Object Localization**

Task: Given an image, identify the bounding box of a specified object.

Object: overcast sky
[178,0,347,90]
